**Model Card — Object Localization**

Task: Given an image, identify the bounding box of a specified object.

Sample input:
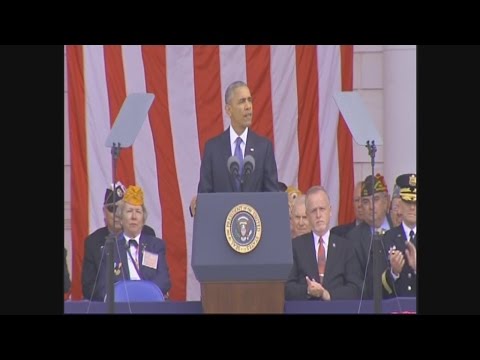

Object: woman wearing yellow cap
[94,185,171,301]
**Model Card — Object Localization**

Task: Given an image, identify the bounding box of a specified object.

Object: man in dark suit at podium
[197,81,279,194]
[285,186,361,301]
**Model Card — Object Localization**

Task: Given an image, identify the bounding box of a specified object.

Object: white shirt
[371,216,391,234]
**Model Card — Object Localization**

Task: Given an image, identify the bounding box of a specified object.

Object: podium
[192,192,293,313]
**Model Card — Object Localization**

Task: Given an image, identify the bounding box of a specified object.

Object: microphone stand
[105,142,121,314]
[102,93,155,313]
[232,168,242,192]
[239,167,244,192]
[240,167,252,192]
[239,156,254,193]
[366,140,382,314]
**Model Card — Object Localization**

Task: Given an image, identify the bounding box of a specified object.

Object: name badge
[142,250,158,269]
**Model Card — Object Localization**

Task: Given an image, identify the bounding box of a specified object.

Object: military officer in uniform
[381,173,417,298]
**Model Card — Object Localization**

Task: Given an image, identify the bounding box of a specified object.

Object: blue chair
[111,280,165,302]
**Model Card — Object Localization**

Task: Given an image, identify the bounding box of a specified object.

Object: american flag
[67,45,354,301]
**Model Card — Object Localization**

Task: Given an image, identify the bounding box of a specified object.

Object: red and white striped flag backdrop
[67,45,354,301]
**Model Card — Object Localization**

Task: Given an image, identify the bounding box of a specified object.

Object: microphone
[227,156,240,179]
[242,155,255,179]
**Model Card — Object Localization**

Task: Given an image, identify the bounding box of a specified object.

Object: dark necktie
[409,230,415,242]
[409,230,416,247]
[234,137,243,191]
[128,239,139,267]
[317,237,326,284]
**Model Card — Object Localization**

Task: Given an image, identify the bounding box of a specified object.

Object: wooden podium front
[201,281,285,314]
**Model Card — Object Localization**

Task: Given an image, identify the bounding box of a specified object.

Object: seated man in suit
[197,80,279,194]
[348,173,393,300]
[382,173,417,298]
[82,181,156,300]
[285,186,361,300]
[93,185,171,301]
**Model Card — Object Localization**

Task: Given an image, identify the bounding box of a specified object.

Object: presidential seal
[225,203,262,253]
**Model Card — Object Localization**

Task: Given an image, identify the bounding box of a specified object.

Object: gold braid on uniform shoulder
[382,269,393,294]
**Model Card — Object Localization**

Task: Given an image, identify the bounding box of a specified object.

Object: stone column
[383,45,416,191]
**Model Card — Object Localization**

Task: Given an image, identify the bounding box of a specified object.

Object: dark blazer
[93,233,171,302]
[82,224,155,300]
[347,221,391,300]
[331,220,357,238]
[285,232,361,300]
[382,225,416,297]
[64,248,71,293]
[197,128,279,193]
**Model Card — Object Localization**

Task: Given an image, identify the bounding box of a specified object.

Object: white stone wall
[382,45,416,190]
[353,45,385,184]
[353,45,416,190]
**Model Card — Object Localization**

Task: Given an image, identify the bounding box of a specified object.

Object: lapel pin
[332,242,336,248]
[250,148,254,152]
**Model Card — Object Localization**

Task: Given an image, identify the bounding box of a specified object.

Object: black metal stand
[365,140,382,314]
[239,156,254,192]
[105,143,121,314]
